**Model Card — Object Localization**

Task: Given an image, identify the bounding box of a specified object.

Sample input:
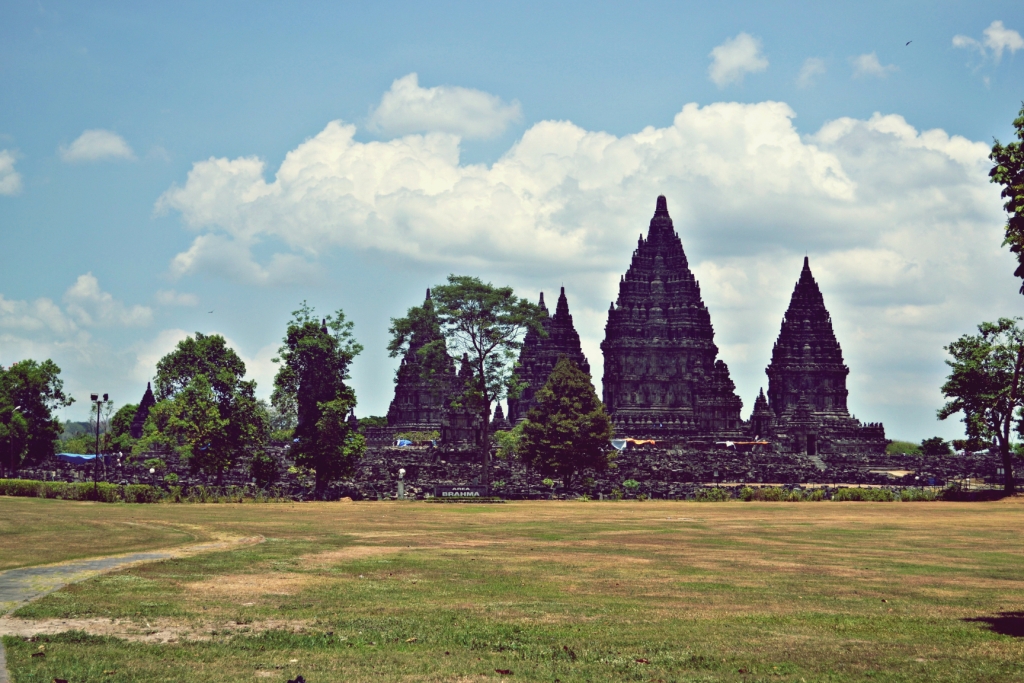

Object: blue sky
[1,1,1023,440]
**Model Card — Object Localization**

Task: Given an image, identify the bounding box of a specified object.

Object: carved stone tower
[764,257,886,454]
[129,382,157,439]
[601,195,742,435]
[507,287,591,423]
[387,289,454,432]
[766,257,850,418]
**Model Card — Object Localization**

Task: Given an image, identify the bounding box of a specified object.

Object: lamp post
[398,468,406,500]
[7,404,20,478]
[91,393,110,495]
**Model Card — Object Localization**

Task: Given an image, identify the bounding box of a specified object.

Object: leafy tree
[393,275,545,490]
[106,403,138,453]
[519,356,614,490]
[885,440,922,455]
[920,436,952,456]
[938,318,1024,493]
[358,415,389,430]
[139,333,266,482]
[0,359,74,474]
[990,104,1024,293]
[272,302,365,498]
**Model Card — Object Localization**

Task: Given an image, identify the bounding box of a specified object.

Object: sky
[1,0,1023,441]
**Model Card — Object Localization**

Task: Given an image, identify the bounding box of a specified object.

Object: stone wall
[13,443,1004,501]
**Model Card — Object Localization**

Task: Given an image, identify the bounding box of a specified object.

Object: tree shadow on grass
[964,612,1024,637]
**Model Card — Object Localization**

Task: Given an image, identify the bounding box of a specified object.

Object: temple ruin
[507,288,591,423]
[601,196,743,437]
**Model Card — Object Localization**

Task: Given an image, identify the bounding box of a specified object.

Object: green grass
[4,498,1024,681]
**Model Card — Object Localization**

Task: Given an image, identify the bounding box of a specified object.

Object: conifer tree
[520,356,614,490]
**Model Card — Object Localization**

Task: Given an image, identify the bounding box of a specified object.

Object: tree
[272,302,365,498]
[139,333,266,482]
[393,275,546,491]
[990,103,1024,293]
[0,359,74,475]
[106,403,138,453]
[520,356,614,490]
[920,436,952,456]
[938,318,1024,493]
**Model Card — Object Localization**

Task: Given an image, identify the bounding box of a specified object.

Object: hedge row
[733,486,937,502]
[0,479,288,504]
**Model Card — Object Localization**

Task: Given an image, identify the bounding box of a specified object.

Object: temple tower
[129,382,157,439]
[763,257,886,454]
[601,195,742,435]
[507,288,591,423]
[766,258,850,418]
[387,289,455,432]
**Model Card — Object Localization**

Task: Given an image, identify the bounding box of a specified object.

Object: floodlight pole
[7,405,20,478]
[91,393,109,496]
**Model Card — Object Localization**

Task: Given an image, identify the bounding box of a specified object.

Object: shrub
[694,487,731,502]
[124,485,161,503]
[886,440,922,455]
[898,487,937,502]
[622,479,640,491]
[832,487,895,502]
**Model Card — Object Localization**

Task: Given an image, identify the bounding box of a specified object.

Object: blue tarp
[55,453,98,463]
[395,439,413,447]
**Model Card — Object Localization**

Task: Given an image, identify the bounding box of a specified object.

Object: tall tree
[520,356,614,490]
[272,302,365,498]
[397,275,545,490]
[0,359,74,475]
[938,318,1024,494]
[991,103,1024,293]
[139,333,266,482]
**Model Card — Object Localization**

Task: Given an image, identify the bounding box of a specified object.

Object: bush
[124,484,161,503]
[0,478,290,504]
[693,487,731,502]
[738,486,817,501]
[886,440,922,455]
[832,487,895,502]
[898,487,937,502]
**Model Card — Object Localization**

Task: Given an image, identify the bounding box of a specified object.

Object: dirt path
[0,534,262,682]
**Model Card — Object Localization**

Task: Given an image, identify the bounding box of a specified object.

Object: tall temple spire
[765,257,849,417]
[507,287,591,422]
[601,195,741,435]
[386,289,455,432]
[129,382,157,439]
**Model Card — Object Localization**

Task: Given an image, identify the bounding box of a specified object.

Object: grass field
[2,496,1023,682]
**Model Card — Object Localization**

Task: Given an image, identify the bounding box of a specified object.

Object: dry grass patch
[189,572,312,600]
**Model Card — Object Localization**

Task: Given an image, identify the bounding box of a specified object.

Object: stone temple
[756,257,885,454]
[378,195,884,456]
[601,196,743,437]
[386,289,455,433]
[507,288,591,423]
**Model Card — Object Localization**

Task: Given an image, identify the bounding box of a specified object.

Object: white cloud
[0,150,23,195]
[63,274,153,327]
[851,52,897,78]
[953,21,1022,65]
[59,129,135,163]
[130,329,278,397]
[160,95,1010,439]
[155,289,198,307]
[708,33,769,87]
[796,57,826,88]
[367,73,522,140]
[983,20,1024,62]
[132,329,190,383]
[952,34,983,54]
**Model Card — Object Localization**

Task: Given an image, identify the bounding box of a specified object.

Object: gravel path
[0,536,261,681]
